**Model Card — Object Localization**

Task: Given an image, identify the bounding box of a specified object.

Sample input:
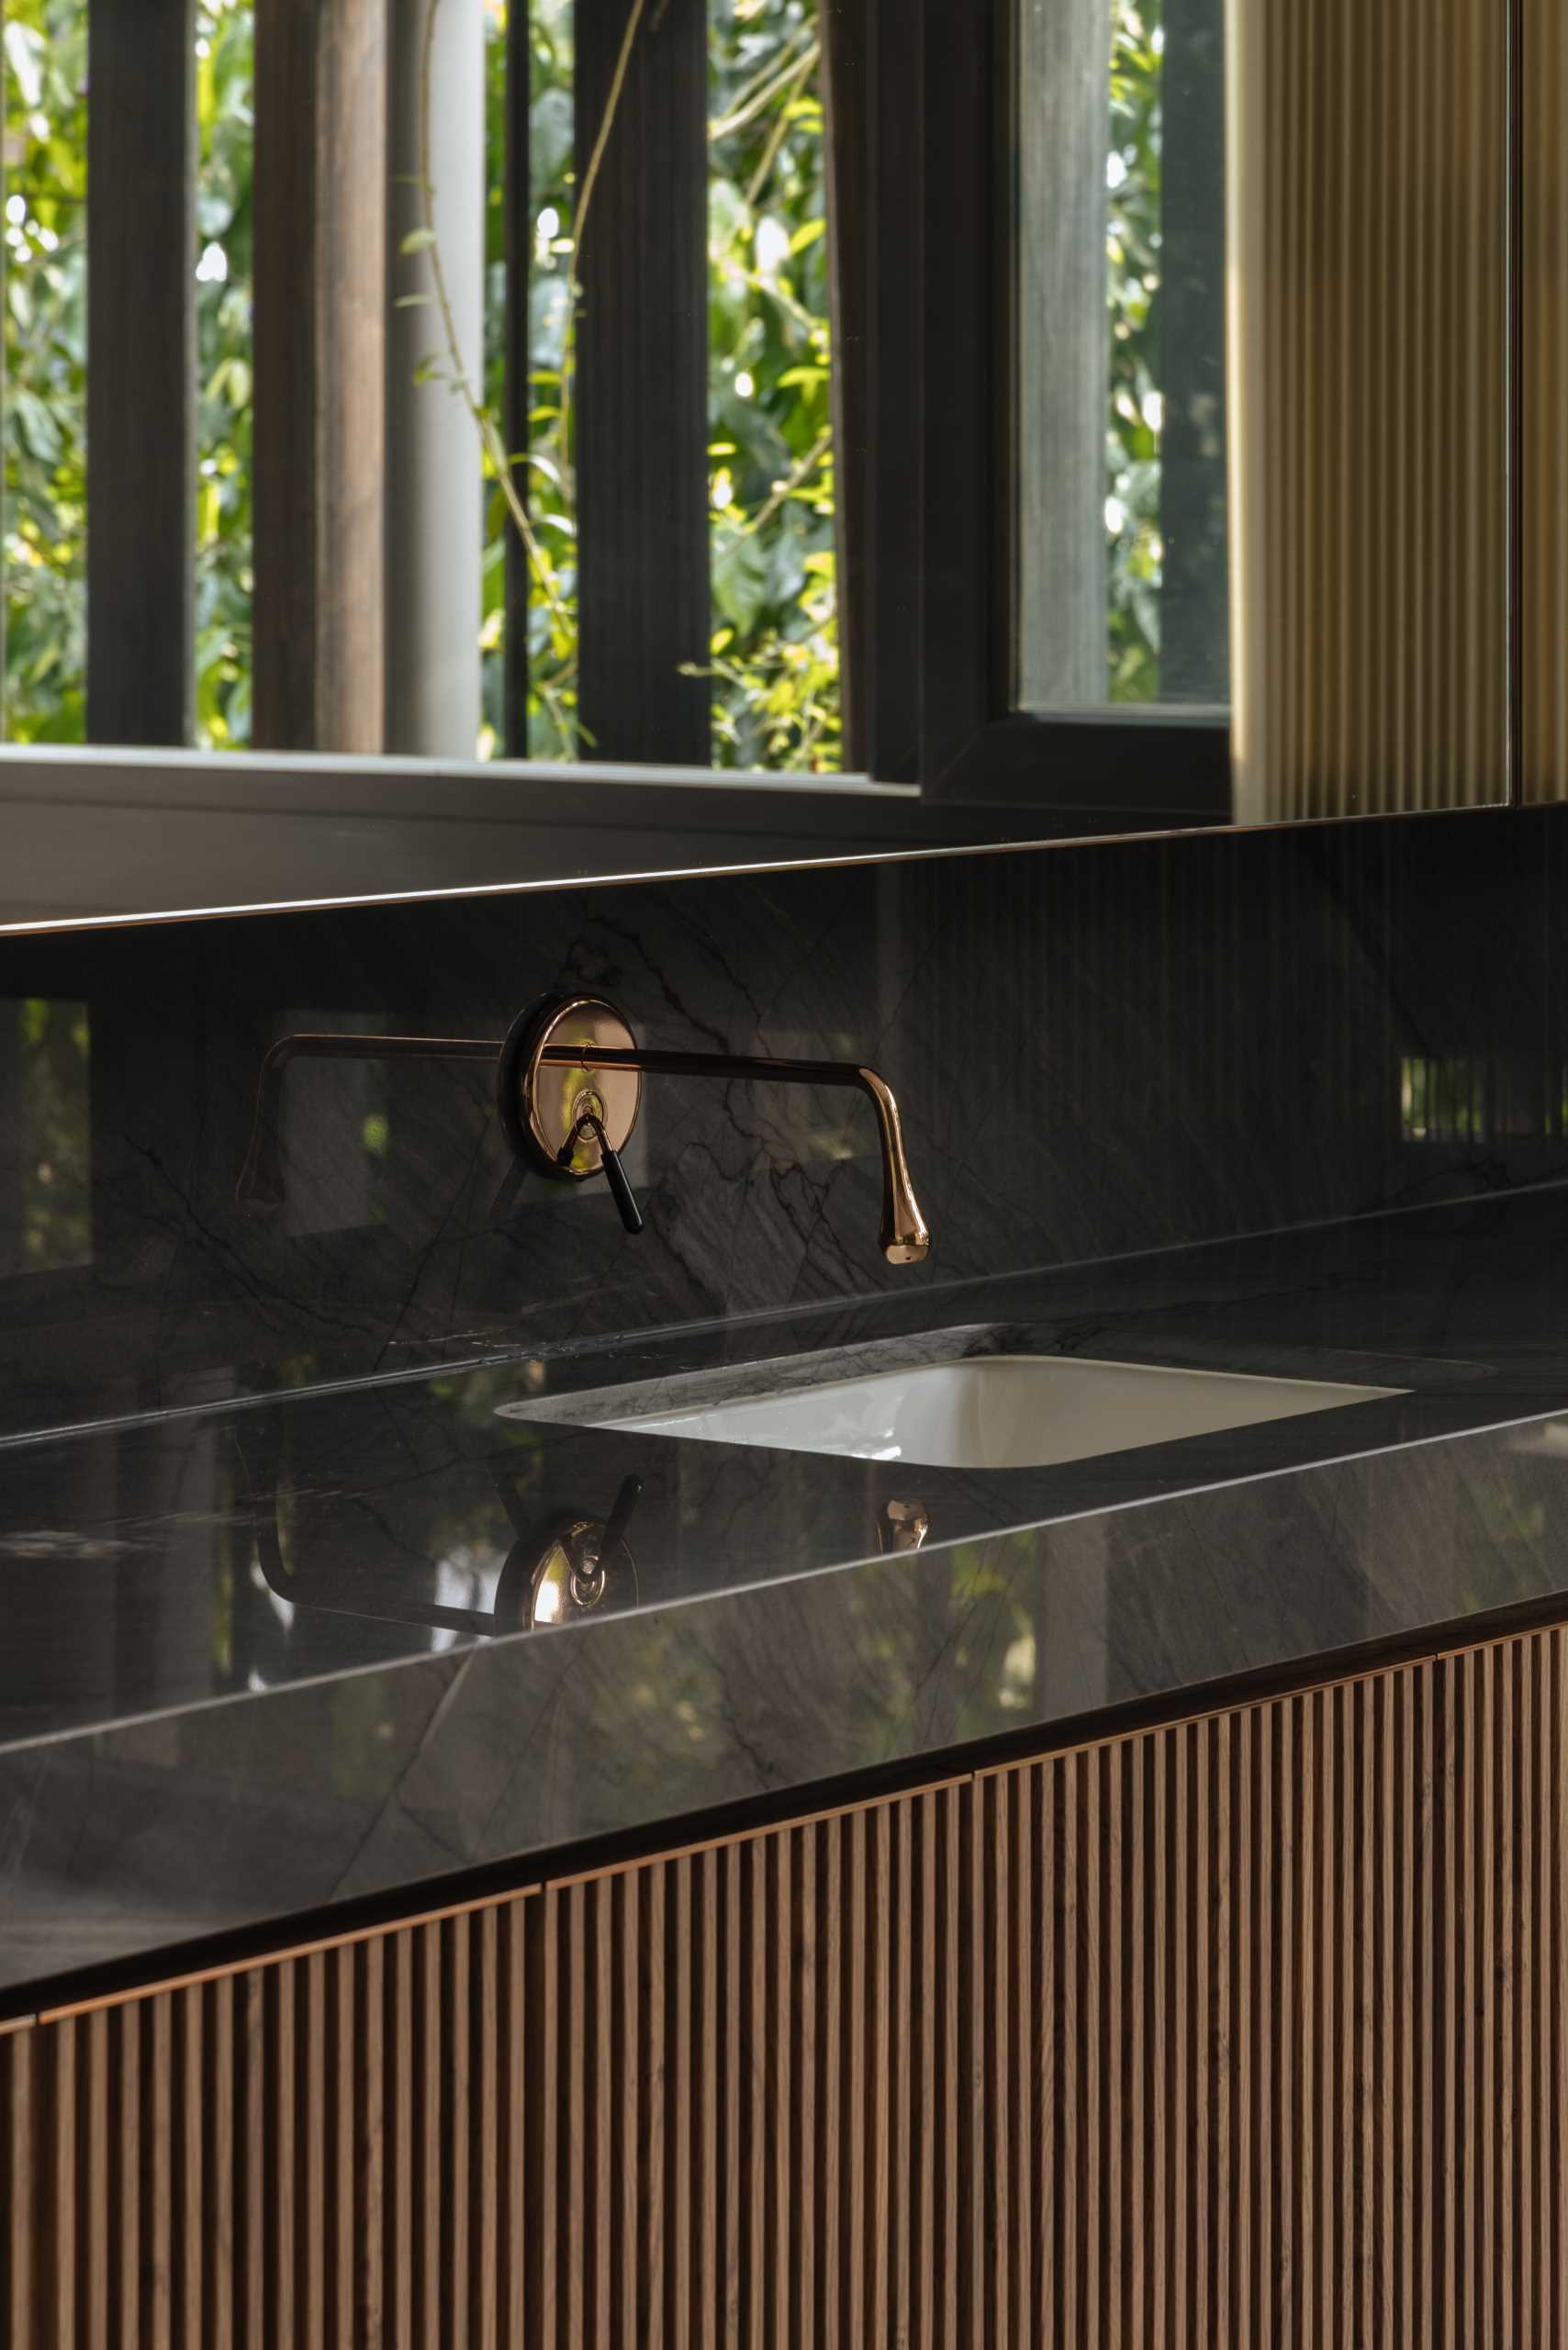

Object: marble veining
[6,804,1568,1438]
[8,1186,1568,1998]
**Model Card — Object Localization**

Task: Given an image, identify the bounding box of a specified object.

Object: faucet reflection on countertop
[236,1420,644,1641]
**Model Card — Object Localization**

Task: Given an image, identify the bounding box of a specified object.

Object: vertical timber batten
[574,0,711,766]
[85,0,197,748]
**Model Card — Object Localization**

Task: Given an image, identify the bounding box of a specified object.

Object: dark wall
[0,806,1561,1437]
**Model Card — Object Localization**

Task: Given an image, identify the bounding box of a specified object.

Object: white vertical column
[386,0,487,758]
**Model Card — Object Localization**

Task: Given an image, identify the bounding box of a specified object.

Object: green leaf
[713,534,769,634]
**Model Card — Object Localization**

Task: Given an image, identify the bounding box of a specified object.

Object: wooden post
[85,0,196,746]
[252,0,388,754]
[574,0,711,766]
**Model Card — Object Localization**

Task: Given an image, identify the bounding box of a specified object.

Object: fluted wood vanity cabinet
[6,1621,1566,2345]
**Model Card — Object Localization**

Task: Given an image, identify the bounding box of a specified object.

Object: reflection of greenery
[4,0,87,742]
[482,0,839,767]
[1107,0,1162,703]
[6,996,91,1271]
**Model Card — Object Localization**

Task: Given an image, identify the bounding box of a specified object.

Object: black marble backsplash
[1,804,1564,1438]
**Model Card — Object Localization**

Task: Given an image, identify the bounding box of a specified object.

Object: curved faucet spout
[541,1038,931,1266]
[238,996,934,1272]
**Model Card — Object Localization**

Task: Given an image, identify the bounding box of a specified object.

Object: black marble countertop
[9,1183,1568,2005]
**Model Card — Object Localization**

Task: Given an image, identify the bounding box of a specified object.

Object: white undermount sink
[596,1355,1401,1472]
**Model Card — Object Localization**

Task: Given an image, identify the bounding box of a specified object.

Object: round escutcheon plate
[497,994,643,1180]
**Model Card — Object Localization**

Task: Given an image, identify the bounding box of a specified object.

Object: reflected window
[274,1012,393,1239]
[0,997,91,1275]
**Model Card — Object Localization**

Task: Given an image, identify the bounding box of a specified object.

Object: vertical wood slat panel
[1522,0,1568,800]
[1229,0,1509,818]
[11,1625,1568,2342]
[85,0,196,750]
[3,2023,35,2347]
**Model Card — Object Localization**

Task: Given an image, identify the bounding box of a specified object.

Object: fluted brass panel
[1228,0,1509,818]
[7,1627,1568,2341]
[1523,0,1568,801]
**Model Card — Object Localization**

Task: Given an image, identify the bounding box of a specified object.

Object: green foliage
[483,0,580,758]
[2,0,254,746]
[1106,0,1163,703]
[705,0,839,770]
[194,0,256,749]
[2,0,839,768]
[2,2,1169,758]
[4,0,87,742]
[482,0,840,767]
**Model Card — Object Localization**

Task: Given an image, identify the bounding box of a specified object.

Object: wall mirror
[0,0,1535,921]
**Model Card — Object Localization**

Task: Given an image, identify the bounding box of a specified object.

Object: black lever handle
[600,1472,644,1560]
[559,1111,644,1236]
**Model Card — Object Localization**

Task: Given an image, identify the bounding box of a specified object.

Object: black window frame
[498,0,1237,816]
[850,0,1233,822]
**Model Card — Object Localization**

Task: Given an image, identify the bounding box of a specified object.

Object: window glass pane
[196,0,255,752]
[522,0,842,768]
[707,0,839,773]
[3,0,843,775]
[513,0,575,759]
[1015,0,1229,713]
[5,0,88,744]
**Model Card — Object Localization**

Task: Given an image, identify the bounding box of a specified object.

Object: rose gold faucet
[238,994,932,1270]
